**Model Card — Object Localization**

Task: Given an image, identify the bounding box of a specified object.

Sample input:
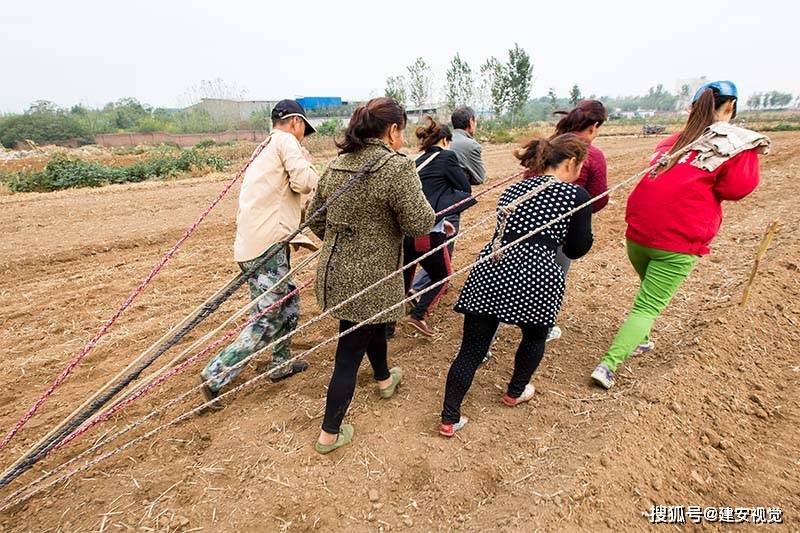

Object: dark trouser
[555,246,572,275]
[403,232,452,320]
[441,313,548,424]
[321,320,391,434]
[411,214,460,291]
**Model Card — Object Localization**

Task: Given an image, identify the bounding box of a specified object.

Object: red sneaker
[501,383,535,406]
[439,416,468,437]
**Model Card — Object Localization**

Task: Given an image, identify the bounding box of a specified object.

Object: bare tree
[547,88,558,111]
[178,78,247,107]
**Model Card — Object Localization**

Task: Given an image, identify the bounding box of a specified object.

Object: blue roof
[296,96,342,110]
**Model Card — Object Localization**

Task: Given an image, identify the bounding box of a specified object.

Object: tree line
[384,43,533,123]
[746,91,795,110]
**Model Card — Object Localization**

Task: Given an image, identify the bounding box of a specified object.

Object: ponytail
[516,133,588,176]
[415,114,452,152]
[660,87,738,173]
[669,88,736,155]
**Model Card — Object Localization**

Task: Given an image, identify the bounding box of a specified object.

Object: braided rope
[42,169,524,453]
[490,176,556,261]
[0,156,641,511]
[0,153,379,485]
[0,161,521,492]
[1,136,706,508]
[0,136,274,451]
[0,168,528,501]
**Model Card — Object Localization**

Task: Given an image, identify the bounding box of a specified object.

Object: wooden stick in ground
[740,220,780,308]
[0,272,241,477]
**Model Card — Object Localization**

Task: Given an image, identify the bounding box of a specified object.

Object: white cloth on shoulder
[691,122,771,172]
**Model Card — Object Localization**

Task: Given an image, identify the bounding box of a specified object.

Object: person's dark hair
[669,87,737,155]
[553,100,608,136]
[416,114,452,152]
[515,133,589,176]
[451,106,476,130]
[336,97,407,154]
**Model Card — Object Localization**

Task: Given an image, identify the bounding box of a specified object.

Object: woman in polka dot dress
[440,133,595,437]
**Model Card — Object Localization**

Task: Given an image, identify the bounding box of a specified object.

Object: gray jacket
[450,129,486,185]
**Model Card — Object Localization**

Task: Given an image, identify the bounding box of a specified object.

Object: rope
[2,166,560,498]
[31,168,523,457]
[0,152,650,511]
[0,133,716,508]
[0,252,318,483]
[50,277,315,455]
[0,136,275,452]
[0,166,527,496]
[58,170,531,443]
[0,154,380,486]
[490,176,556,261]
[0,165,560,491]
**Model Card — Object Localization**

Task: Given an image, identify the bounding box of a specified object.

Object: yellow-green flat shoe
[379,367,403,399]
[314,424,354,455]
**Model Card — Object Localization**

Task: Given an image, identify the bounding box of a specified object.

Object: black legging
[402,232,452,320]
[441,313,548,424]
[321,320,391,434]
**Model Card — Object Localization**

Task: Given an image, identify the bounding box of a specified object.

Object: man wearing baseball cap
[200,99,319,407]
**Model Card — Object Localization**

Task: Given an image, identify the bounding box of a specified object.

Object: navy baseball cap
[271,99,316,136]
[692,80,738,103]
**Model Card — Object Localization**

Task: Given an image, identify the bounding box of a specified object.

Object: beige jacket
[233,130,320,262]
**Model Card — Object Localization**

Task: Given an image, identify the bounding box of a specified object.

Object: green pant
[201,243,299,392]
[601,241,699,372]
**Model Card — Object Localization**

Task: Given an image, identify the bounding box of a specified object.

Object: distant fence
[93,130,270,148]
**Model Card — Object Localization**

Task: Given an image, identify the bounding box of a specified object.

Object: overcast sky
[1,0,797,113]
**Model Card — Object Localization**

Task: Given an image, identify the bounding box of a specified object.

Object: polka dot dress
[455,176,581,327]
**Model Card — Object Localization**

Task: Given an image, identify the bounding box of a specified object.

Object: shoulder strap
[414,151,440,172]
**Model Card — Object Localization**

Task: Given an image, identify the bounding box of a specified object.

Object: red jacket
[625,133,760,256]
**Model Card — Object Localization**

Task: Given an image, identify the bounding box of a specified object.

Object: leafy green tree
[747,93,762,110]
[0,111,91,148]
[505,43,533,122]
[476,59,499,116]
[25,100,61,115]
[482,57,508,118]
[103,98,151,130]
[765,91,792,108]
[569,84,582,106]
[445,53,475,111]
[385,76,407,105]
[406,57,432,112]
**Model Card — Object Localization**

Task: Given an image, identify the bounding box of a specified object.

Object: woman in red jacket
[592,81,763,389]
